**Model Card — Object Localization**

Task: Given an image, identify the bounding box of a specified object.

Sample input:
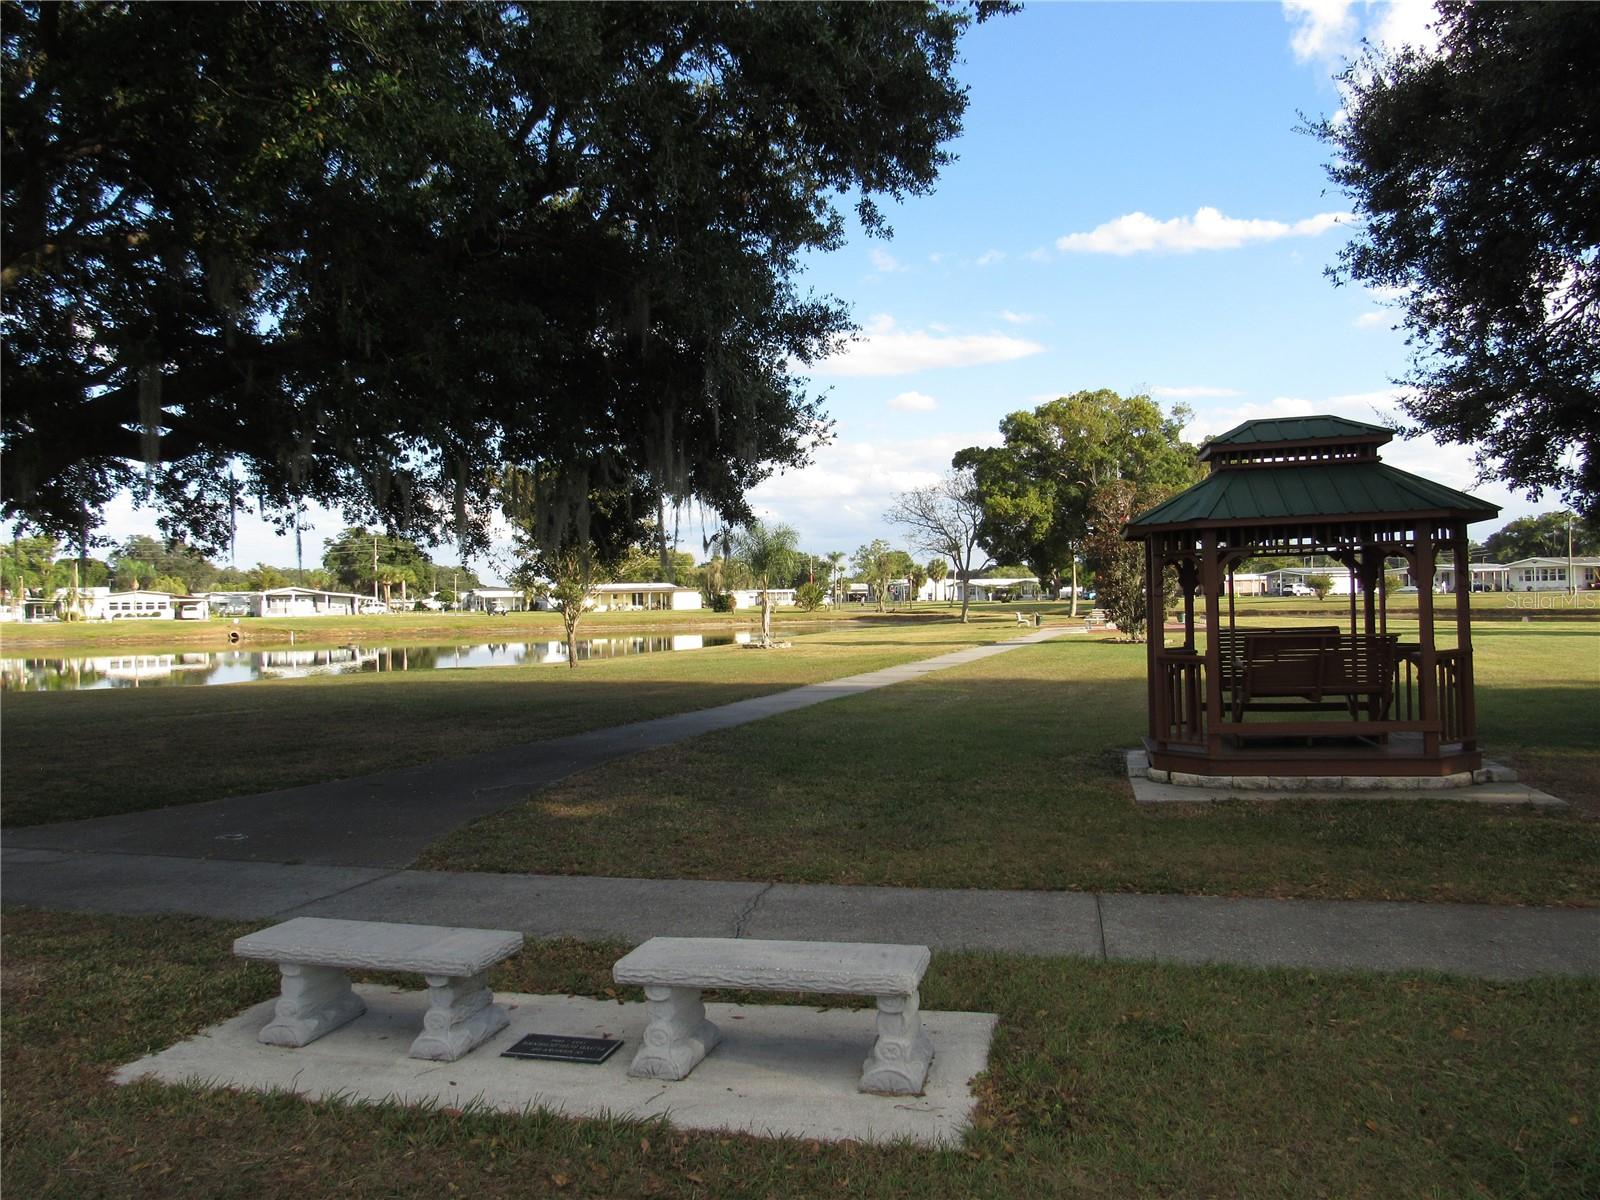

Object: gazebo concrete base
[1126,750,1567,808]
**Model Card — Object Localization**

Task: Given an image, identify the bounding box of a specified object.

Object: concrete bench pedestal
[613,937,934,1095]
[235,917,523,1063]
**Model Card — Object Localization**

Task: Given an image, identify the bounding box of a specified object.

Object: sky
[87,1,1552,581]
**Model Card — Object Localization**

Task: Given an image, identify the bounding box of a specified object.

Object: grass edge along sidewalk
[4,909,1597,1200]
[420,625,1600,907]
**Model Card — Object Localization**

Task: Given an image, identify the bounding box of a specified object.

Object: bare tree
[884,469,991,623]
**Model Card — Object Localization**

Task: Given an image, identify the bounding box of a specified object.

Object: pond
[0,632,748,692]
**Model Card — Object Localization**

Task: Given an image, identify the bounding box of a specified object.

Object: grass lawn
[421,621,1600,906]
[3,909,1595,1199]
[0,616,1019,827]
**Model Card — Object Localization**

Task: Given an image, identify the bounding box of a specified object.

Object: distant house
[462,587,531,613]
[729,587,796,610]
[1503,556,1600,592]
[1262,567,1358,596]
[92,589,208,621]
[590,582,703,611]
[1229,572,1270,596]
[961,576,1040,602]
[243,587,365,617]
[1406,561,1512,592]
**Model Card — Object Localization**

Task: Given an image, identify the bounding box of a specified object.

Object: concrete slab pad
[1100,893,1600,981]
[0,849,392,920]
[114,986,997,1147]
[745,883,1104,958]
[284,869,767,943]
[1125,750,1567,808]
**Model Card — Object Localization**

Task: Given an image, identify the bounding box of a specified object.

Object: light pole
[1568,512,1577,597]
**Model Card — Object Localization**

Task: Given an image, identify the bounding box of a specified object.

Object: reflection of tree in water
[1,658,110,691]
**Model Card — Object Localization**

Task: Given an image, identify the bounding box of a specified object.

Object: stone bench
[234,917,523,1062]
[612,936,934,1095]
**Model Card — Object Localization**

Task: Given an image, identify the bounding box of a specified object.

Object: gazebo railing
[1154,649,1207,745]
[1154,644,1471,750]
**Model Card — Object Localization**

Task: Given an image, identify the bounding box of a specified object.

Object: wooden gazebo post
[1201,530,1222,759]
[1453,519,1477,753]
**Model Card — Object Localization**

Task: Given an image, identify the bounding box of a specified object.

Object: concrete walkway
[4,847,1596,981]
[3,627,1065,867]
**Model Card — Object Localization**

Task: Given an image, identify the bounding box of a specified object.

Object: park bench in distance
[613,936,935,1095]
[234,917,523,1062]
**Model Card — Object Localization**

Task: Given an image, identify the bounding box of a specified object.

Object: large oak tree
[1313,2,1600,516]
[954,390,1199,614]
[3,1,1007,551]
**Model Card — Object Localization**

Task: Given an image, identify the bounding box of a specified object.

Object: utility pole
[372,533,379,602]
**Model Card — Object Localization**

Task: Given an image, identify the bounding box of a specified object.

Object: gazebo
[1123,415,1500,780]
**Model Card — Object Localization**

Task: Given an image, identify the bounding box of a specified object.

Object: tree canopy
[954,390,1200,610]
[1481,512,1600,563]
[3,1,1007,551]
[1313,3,1600,517]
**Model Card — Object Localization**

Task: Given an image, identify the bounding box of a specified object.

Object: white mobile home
[1263,567,1358,597]
[1503,557,1600,592]
[961,577,1040,602]
[590,582,703,611]
[730,587,796,610]
[463,587,531,613]
[249,587,364,617]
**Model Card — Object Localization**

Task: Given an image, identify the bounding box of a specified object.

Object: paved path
[4,848,1595,981]
[3,627,1065,867]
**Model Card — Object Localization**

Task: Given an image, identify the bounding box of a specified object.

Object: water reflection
[0,632,746,692]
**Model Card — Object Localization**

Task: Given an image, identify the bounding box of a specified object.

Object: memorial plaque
[500,1033,623,1064]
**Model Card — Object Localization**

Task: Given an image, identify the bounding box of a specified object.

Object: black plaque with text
[500,1033,624,1064]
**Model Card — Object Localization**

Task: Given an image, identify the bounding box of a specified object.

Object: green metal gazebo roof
[1127,451,1500,535]
[1201,414,1393,450]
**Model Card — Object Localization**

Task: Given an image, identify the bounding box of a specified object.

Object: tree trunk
[1069,557,1080,618]
[564,608,581,669]
[761,594,773,640]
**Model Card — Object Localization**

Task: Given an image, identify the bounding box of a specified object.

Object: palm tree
[826,551,848,604]
[734,520,800,642]
[927,557,949,605]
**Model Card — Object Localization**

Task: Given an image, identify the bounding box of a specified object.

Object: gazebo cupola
[1124,415,1500,779]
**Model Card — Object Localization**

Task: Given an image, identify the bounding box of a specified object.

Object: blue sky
[93,0,1540,578]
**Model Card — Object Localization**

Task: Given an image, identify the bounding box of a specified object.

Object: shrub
[795,582,825,611]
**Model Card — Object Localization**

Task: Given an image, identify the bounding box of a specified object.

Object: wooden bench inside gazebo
[1123,415,1500,779]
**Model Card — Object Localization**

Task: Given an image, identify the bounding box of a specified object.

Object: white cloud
[1184,396,1320,442]
[1056,206,1353,255]
[888,391,939,412]
[1283,0,1359,64]
[746,431,1003,550]
[1370,0,1442,56]
[976,249,1006,267]
[869,248,906,274]
[1151,385,1244,399]
[1284,1,1442,71]
[812,315,1045,377]
[1366,283,1411,301]
[1352,311,1387,329]
[998,310,1038,325]
[1024,246,1052,263]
